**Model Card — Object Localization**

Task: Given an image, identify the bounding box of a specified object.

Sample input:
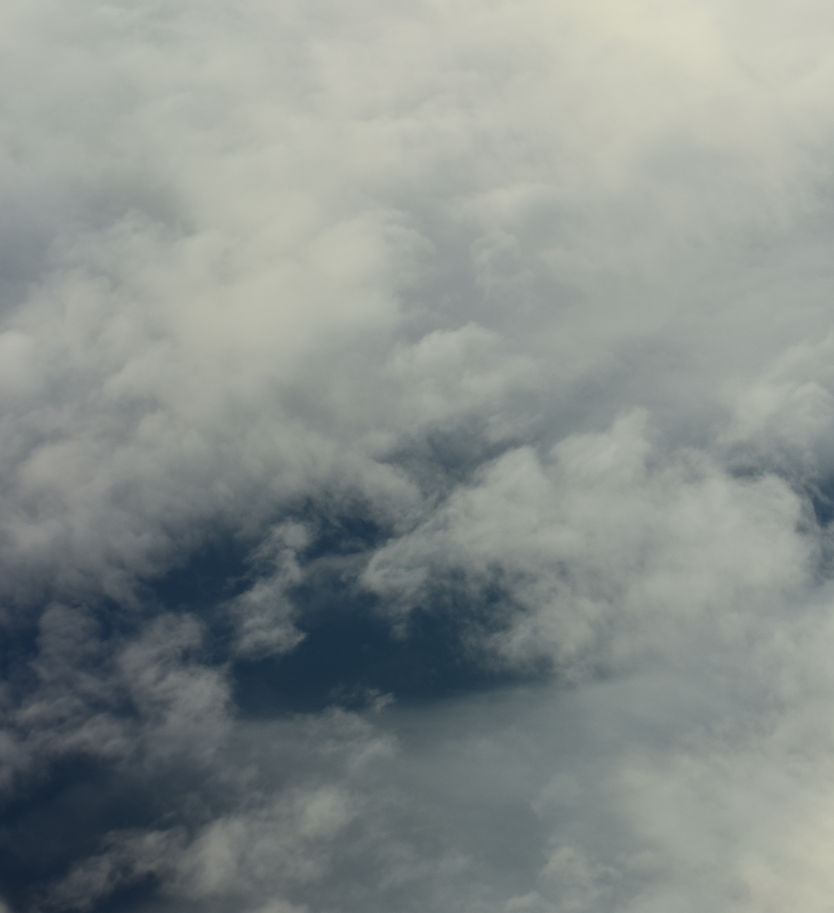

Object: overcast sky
[3,1,834,911]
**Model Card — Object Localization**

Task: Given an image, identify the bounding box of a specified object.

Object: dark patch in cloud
[145,535,253,616]
[147,512,385,616]
[0,750,232,913]
[808,479,834,528]
[143,514,539,716]
[385,423,524,496]
[0,757,149,911]
[233,599,541,716]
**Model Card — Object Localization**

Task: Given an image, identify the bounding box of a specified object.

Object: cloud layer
[3,0,834,910]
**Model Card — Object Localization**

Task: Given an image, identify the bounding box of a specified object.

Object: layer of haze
[3,1,834,911]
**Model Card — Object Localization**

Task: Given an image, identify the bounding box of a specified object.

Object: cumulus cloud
[3,0,834,911]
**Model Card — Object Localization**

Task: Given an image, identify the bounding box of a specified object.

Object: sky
[3,1,834,910]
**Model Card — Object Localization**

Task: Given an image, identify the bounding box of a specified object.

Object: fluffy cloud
[364,410,814,674]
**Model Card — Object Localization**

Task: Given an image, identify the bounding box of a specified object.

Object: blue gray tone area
[4,2,834,912]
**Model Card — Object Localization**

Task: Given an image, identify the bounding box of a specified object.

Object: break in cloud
[3,0,834,910]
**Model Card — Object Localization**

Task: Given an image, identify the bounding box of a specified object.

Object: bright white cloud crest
[2,0,834,911]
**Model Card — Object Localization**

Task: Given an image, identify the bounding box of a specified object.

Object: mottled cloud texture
[3,1,834,910]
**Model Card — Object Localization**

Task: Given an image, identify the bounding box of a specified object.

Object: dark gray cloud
[3,0,834,910]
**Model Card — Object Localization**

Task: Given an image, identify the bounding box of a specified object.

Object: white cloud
[365,410,813,677]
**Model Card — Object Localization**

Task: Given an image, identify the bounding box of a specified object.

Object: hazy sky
[3,1,834,911]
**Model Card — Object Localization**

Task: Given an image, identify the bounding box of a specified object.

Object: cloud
[225,522,310,659]
[364,410,813,678]
[3,0,834,911]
